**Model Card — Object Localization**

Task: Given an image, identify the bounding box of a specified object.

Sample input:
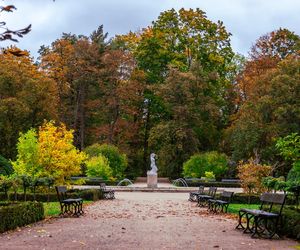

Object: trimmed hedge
[71,177,117,186]
[0,202,44,233]
[214,192,295,205]
[184,181,241,188]
[231,193,261,204]
[280,206,300,240]
[0,189,103,202]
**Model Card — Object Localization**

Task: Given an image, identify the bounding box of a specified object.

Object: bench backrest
[207,187,217,197]
[260,192,286,215]
[198,185,205,194]
[220,191,234,202]
[100,182,107,191]
[55,186,68,202]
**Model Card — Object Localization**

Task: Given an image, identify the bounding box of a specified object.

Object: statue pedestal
[147,172,157,188]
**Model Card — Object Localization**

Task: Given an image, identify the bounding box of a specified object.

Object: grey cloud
[1,0,300,59]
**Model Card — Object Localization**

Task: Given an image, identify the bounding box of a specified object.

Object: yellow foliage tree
[12,121,87,185]
[37,121,87,184]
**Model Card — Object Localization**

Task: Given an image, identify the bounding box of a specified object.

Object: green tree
[149,68,222,177]
[117,8,234,174]
[85,155,113,180]
[183,151,228,180]
[276,133,300,188]
[120,8,233,84]
[84,144,127,179]
[12,121,87,184]
[276,133,300,164]
[11,129,39,177]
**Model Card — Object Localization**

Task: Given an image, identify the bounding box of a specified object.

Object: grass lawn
[43,201,93,217]
[227,203,259,214]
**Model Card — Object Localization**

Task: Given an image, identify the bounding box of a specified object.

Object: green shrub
[85,144,127,179]
[0,175,12,199]
[262,176,287,192]
[183,151,228,180]
[0,201,44,233]
[0,155,13,176]
[287,166,300,185]
[280,206,300,240]
[202,171,216,181]
[85,156,113,181]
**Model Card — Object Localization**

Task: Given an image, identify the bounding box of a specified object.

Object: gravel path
[0,192,298,250]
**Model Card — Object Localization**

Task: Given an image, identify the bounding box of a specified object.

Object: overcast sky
[1,0,300,59]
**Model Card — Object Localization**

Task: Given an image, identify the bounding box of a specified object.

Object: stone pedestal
[147,172,158,188]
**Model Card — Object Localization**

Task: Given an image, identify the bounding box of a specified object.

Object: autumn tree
[12,121,87,184]
[235,28,300,104]
[39,29,107,149]
[92,48,146,173]
[226,55,300,171]
[0,49,58,159]
[237,159,272,196]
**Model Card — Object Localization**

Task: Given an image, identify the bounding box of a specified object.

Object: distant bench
[71,177,105,185]
[221,179,241,183]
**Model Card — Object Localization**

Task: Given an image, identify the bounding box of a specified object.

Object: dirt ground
[0,192,298,250]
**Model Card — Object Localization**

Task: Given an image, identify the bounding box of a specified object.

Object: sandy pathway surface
[0,192,298,250]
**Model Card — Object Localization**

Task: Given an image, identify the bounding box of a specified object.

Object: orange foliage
[237,159,272,194]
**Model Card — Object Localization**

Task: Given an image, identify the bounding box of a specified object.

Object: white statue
[149,153,158,175]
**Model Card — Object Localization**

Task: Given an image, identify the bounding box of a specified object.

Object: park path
[0,192,298,250]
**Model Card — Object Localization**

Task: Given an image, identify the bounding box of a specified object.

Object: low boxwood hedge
[0,201,44,233]
[215,192,296,205]
[280,206,300,240]
[231,193,261,204]
[184,181,241,188]
[70,177,117,186]
[0,189,103,202]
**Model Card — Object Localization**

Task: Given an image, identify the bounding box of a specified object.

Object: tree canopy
[1,7,299,179]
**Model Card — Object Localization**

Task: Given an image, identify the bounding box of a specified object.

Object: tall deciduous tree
[117,8,234,173]
[226,55,300,173]
[0,49,58,159]
[226,29,300,167]
[149,67,222,177]
[39,30,106,149]
[236,28,300,104]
